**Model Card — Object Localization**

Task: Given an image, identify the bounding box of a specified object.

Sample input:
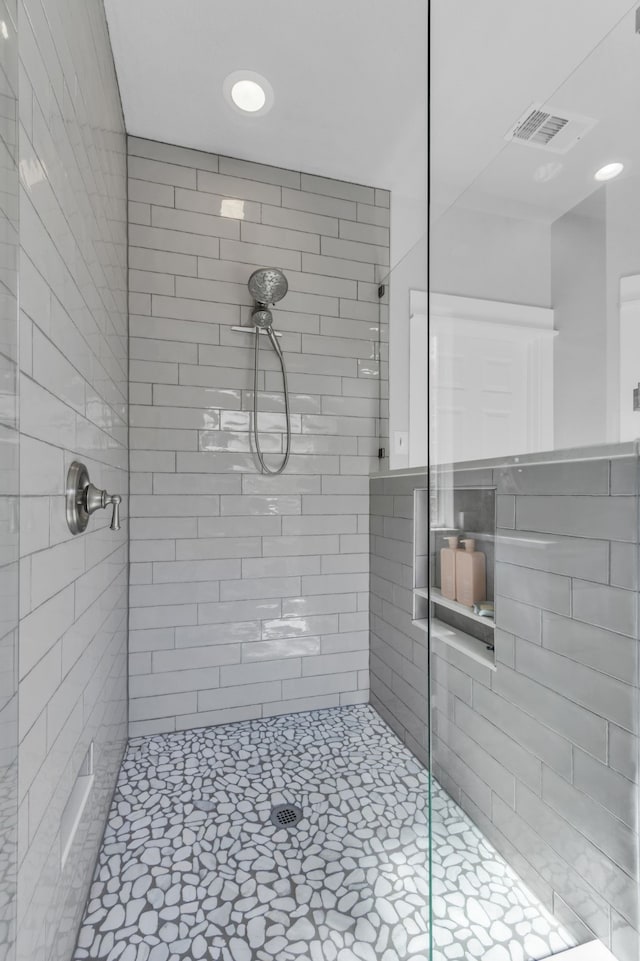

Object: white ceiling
[104,0,427,193]
[431,0,640,223]
[105,1,639,240]
[456,6,640,226]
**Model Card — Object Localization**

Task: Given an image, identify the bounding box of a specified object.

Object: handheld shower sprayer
[248,268,291,474]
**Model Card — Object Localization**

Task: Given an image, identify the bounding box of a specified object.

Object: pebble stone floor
[73,705,576,961]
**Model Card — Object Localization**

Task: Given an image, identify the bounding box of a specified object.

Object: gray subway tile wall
[370,456,640,961]
[17,2,128,961]
[0,1,19,959]
[128,137,389,735]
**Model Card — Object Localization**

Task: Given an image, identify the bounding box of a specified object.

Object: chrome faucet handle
[66,462,122,535]
[85,483,122,531]
[106,493,122,531]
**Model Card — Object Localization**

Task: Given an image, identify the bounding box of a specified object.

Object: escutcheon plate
[66,461,90,535]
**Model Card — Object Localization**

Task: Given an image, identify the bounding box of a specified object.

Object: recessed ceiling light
[594,162,624,182]
[232,80,265,113]
[223,71,274,117]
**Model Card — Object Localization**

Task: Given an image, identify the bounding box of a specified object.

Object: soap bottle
[440,536,459,601]
[456,538,486,608]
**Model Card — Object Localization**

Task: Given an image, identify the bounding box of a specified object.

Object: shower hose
[253,326,291,474]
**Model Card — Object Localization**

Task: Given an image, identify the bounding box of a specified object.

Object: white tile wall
[0,1,19,958]
[128,137,389,735]
[17,2,127,960]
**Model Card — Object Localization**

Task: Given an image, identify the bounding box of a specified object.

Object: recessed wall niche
[413,485,496,669]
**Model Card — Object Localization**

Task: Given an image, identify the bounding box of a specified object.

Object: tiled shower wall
[128,137,389,736]
[0,2,19,959]
[18,2,128,960]
[370,456,639,961]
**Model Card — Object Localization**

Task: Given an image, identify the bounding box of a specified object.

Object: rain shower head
[248,267,288,306]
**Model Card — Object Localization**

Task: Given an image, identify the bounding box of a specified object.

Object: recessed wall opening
[413,485,497,670]
[60,743,95,871]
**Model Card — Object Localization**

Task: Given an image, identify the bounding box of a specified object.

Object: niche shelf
[415,586,496,630]
[60,742,95,869]
[413,485,496,670]
[412,615,497,671]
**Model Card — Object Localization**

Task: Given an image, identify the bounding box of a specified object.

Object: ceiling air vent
[504,103,597,154]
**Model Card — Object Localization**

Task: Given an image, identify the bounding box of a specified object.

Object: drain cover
[269,803,303,829]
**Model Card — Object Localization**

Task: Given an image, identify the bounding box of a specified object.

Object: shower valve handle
[85,483,122,531]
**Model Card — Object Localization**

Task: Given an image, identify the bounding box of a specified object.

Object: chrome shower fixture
[248,267,289,306]
[247,267,291,475]
[248,268,289,331]
[66,461,121,534]
[252,306,275,329]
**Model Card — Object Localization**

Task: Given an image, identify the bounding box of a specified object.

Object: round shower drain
[269,803,303,829]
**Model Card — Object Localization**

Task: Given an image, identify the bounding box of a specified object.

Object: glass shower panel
[376,264,389,472]
[427,449,639,960]
[429,6,640,461]
[369,229,432,957]
[0,2,19,959]
[429,4,640,959]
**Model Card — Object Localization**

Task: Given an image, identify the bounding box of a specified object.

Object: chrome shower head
[248,267,288,306]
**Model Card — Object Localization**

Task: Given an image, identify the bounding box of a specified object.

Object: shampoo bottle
[440,536,459,601]
[456,538,486,608]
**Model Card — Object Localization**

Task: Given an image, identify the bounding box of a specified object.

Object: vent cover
[505,103,597,154]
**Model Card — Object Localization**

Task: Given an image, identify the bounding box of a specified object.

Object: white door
[431,327,530,464]
[619,275,640,441]
[409,292,555,466]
